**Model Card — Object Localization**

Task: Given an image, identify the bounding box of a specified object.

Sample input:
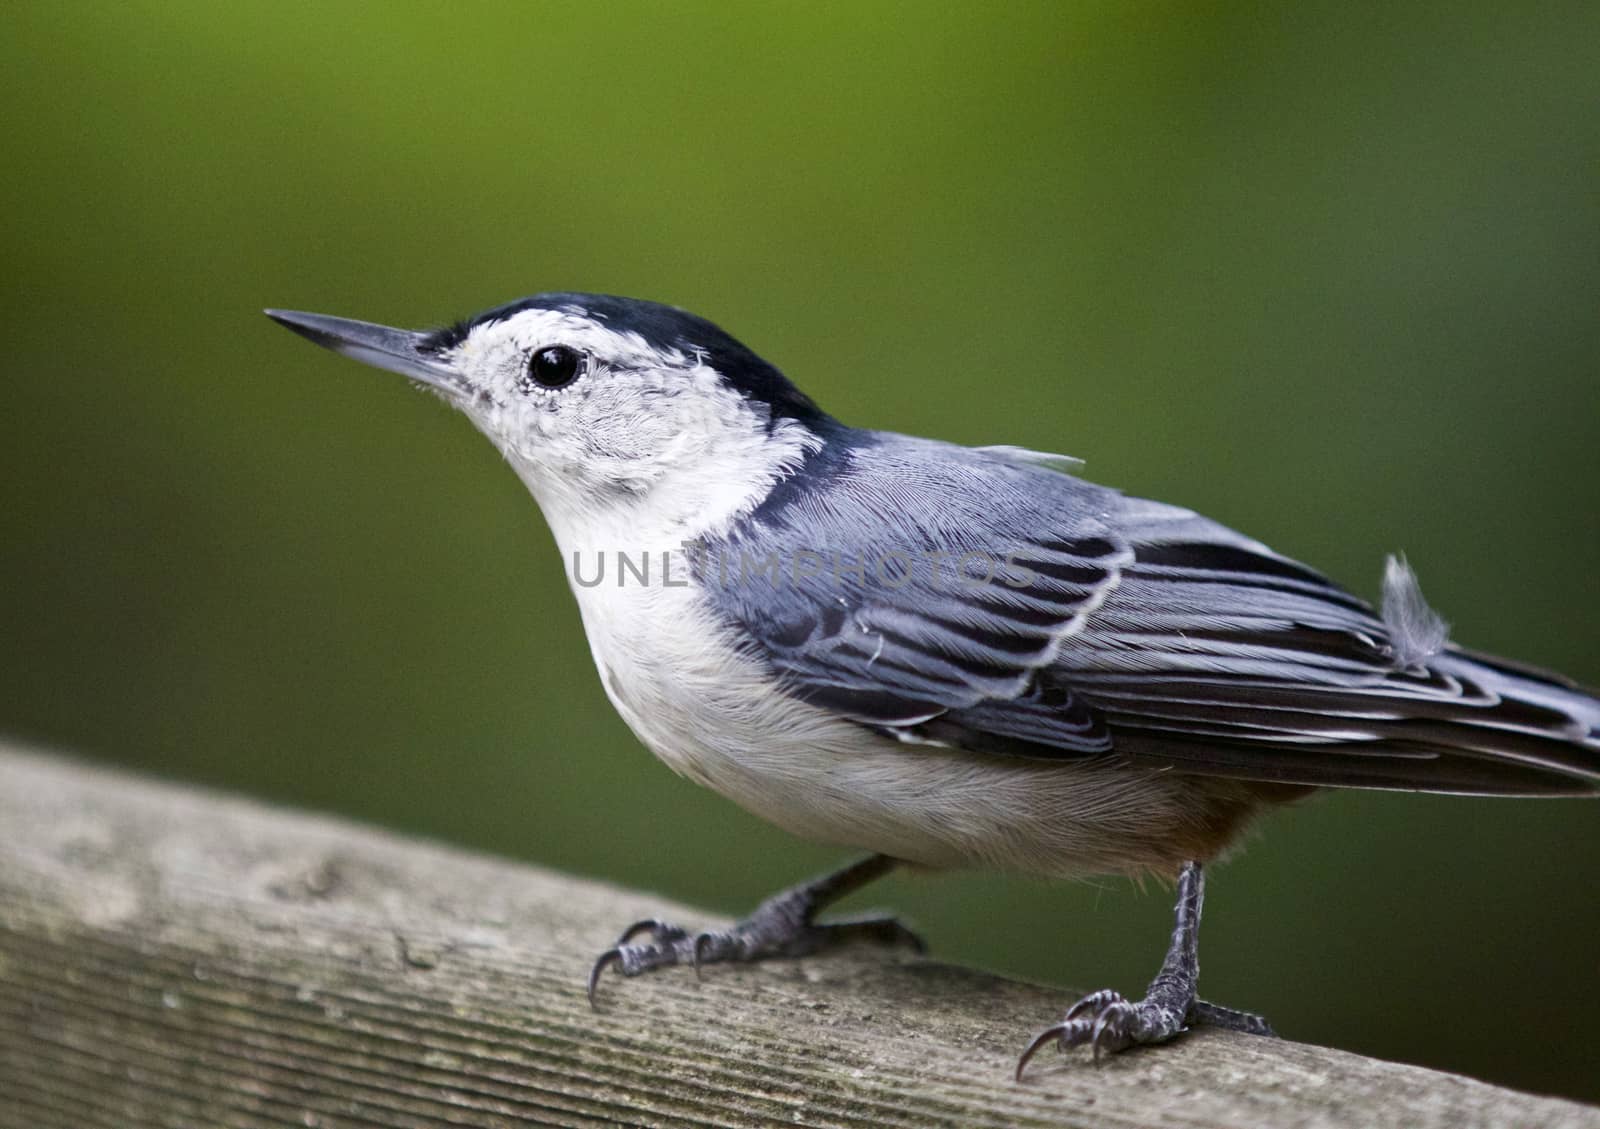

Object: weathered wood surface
[0,744,1593,1129]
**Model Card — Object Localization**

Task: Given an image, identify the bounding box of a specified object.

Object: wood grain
[0,744,1593,1129]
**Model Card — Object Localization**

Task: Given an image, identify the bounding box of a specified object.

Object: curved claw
[1064,988,1121,1023]
[1015,1023,1070,1082]
[614,918,668,946]
[1018,993,1141,1075]
[586,948,622,1009]
[690,932,713,980]
[1090,1007,1125,1062]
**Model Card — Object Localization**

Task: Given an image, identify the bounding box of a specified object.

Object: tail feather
[1077,536,1600,796]
[1119,731,1599,797]
[1430,648,1600,778]
[1107,649,1600,796]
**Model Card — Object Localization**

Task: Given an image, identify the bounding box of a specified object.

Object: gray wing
[709,432,1600,796]
[705,434,1129,754]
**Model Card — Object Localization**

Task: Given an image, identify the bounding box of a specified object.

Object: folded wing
[710,433,1600,797]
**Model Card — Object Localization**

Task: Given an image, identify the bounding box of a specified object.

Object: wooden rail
[0,744,1593,1128]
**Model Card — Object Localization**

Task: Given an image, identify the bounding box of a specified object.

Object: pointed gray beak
[265,309,462,395]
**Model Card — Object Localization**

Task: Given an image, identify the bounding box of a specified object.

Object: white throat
[503,410,821,562]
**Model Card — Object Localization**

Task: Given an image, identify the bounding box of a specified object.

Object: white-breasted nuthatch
[267,293,1599,1077]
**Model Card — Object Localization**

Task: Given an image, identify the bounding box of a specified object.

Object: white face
[427,306,821,546]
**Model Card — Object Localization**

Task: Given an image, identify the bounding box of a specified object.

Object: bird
[266,293,1599,1078]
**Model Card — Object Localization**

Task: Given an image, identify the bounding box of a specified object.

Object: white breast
[571,568,841,800]
[567,566,1211,880]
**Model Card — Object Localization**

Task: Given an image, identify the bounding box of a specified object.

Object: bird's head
[267,294,830,544]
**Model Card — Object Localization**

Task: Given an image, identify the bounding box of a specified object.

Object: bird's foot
[586,855,920,1005]
[1016,988,1186,1074]
[1016,989,1273,1078]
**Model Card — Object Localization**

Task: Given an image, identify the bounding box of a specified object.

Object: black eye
[525,345,585,390]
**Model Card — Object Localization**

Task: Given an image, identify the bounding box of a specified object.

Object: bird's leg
[587,853,922,1005]
[1016,860,1273,1079]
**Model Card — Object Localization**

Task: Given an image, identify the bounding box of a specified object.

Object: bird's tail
[1421,645,1600,793]
[1098,550,1600,796]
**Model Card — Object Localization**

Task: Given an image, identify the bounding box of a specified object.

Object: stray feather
[1381,553,1450,669]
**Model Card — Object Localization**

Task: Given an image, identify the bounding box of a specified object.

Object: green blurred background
[3,0,1597,1103]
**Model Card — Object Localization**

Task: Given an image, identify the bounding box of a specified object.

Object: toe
[1089,1001,1135,1060]
[614,918,687,946]
[1017,990,1151,1078]
[1064,988,1125,1023]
